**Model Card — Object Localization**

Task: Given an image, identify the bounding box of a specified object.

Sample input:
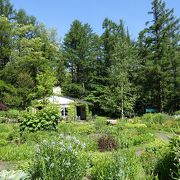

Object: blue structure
[145,108,158,113]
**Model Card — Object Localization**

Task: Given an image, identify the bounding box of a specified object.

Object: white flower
[81,143,86,149]
[68,144,72,151]
[50,163,54,168]
[59,141,64,146]
[44,156,50,161]
[36,144,40,154]
[51,141,56,146]
[66,162,71,166]
[59,134,64,139]
[75,139,80,145]
[66,135,71,140]
[42,140,48,145]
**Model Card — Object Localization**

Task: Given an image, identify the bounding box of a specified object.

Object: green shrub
[20,104,60,132]
[91,151,141,180]
[162,119,180,133]
[139,139,178,179]
[174,110,180,115]
[170,136,180,179]
[156,136,180,179]
[141,113,170,125]
[29,134,88,180]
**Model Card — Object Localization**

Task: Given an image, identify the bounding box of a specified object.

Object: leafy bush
[29,134,88,180]
[91,151,141,180]
[141,113,170,125]
[169,136,180,179]
[0,170,29,180]
[156,136,180,179]
[98,134,118,152]
[162,119,180,133]
[139,138,180,179]
[20,104,60,132]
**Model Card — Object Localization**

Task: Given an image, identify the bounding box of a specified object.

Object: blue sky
[11,0,180,40]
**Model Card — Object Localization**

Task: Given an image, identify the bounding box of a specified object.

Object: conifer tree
[138,0,180,112]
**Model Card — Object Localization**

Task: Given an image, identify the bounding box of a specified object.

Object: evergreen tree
[101,20,138,117]
[63,20,99,98]
[138,0,180,112]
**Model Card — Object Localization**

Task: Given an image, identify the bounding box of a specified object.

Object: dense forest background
[0,0,179,117]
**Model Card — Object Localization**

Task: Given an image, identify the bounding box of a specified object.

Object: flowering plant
[29,134,88,179]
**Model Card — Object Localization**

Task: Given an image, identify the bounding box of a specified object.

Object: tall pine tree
[138,0,180,112]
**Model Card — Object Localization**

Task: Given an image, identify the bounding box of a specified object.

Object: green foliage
[67,103,76,121]
[29,135,88,180]
[0,109,20,123]
[0,143,34,161]
[139,137,180,179]
[0,113,179,179]
[138,0,180,112]
[166,136,180,179]
[63,19,99,98]
[63,83,85,99]
[141,113,170,125]
[140,140,168,178]
[36,69,57,102]
[91,151,141,180]
[94,116,107,132]
[0,15,12,70]
[20,104,60,132]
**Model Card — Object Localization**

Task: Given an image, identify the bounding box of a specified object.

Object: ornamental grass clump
[29,134,88,180]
